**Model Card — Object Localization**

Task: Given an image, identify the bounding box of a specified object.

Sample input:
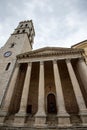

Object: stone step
[5,114,15,124]
[1,126,87,130]
[70,114,81,125]
[25,115,35,126]
[4,114,82,127]
[46,114,58,126]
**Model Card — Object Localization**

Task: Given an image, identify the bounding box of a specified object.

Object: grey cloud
[0,0,87,49]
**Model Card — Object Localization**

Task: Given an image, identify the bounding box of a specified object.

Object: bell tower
[0,20,35,106]
[13,20,35,51]
[3,20,35,54]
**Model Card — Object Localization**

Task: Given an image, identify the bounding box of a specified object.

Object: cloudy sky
[0,0,87,49]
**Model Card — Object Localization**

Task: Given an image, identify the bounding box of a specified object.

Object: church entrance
[47,93,57,114]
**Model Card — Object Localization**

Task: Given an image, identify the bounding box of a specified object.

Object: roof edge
[71,40,87,48]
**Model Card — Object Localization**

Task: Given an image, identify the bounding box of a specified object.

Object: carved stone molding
[17,47,84,60]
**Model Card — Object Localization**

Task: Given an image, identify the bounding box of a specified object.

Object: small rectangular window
[5,63,11,71]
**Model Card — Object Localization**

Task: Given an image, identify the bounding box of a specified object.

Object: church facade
[0,20,87,130]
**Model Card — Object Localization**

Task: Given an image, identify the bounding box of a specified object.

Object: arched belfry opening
[47,93,57,114]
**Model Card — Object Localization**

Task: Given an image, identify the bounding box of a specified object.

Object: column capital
[15,62,20,68]
[27,62,32,66]
[53,60,57,64]
[78,57,85,62]
[40,61,44,65]
[65,59,71,63]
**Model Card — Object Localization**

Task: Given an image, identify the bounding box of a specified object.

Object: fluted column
[0,63,20,123]
[35,61,46,127]
[77,58,87,93]
[66,59,87,124]
[14,62,32,124]
[53,60,70,126]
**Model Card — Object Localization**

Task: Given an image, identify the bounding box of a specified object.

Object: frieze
[17,47,84,59]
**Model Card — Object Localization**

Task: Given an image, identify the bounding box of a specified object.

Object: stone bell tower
[0,20,35,106]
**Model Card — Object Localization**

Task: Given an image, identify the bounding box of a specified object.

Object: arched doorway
[47,93,57,114]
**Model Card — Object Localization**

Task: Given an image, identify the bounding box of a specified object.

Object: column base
[34,115,47,128]
[79,109,87,125]
[0,110,7,124]
[13,112,27,126]
[0,116,5,125]
[57,112,71,127]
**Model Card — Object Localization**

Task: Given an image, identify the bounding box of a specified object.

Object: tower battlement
[13,20,35,48]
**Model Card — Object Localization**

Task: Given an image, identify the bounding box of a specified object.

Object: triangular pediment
[17,47,83,59]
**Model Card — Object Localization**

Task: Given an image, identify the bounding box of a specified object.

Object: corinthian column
[34,61,46,127]
[77,58,87,93]
[14,62,32,124]
[0,63,20,123]
[53,60,70,126]
[66,59,87,124]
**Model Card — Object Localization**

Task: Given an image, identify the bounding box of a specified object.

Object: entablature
[17,47,84,63]
[17,54,83,64]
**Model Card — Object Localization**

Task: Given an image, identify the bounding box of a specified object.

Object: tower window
[20,24,23,27]
[22,30,25,33]
[10,43,15,48]
[5,63,11,71]
[17,30,20,33]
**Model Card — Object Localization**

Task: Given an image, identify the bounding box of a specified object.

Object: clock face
[4,51,12,57]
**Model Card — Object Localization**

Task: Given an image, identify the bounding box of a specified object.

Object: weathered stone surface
[0,125,87,130]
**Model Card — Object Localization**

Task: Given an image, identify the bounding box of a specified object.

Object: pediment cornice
[17,47,84,59]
